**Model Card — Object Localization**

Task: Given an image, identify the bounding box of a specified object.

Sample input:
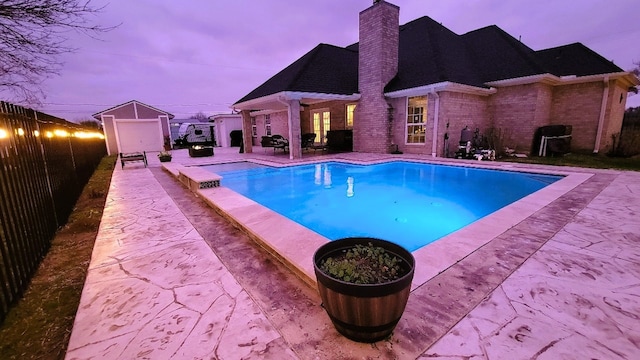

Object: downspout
[593,76,609,154]
[431,91,440,157]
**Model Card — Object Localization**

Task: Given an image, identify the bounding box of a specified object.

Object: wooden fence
[0,101,106,323]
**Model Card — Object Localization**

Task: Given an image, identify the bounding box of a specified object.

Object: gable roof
[234,44,358,105]
[236,15,626,106]
[386,16,487,92]
[92,100,175,120]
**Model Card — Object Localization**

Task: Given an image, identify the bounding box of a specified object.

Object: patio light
[0,128,8,139]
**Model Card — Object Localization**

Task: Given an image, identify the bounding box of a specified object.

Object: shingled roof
[535,42,623,77]
[235,16,624,105]
[234,44,358,105]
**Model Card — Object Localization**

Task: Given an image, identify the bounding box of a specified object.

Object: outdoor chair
[261,136,274,152]
[271,134,289,153]
[301,133,316,151]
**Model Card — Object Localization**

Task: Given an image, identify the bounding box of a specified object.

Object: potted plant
[158,151,172,162]
[313,237,415,343]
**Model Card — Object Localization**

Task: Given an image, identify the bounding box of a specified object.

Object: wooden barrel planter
[313,237,415,343]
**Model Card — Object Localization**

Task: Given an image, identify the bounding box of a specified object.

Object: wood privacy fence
[0,101,106,323]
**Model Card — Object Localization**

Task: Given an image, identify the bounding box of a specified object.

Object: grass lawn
[0,151,637,359]
[502,152,640,171]
[0,156,115,360]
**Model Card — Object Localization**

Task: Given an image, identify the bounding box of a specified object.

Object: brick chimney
[354,0,399,153]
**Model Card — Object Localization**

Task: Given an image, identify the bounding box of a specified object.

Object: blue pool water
[201,161,561,251]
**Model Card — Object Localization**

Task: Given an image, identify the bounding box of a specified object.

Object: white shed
[93,100,174,155]
[209,113,243,147]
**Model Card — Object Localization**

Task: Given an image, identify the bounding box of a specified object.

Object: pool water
[202,161,561,251]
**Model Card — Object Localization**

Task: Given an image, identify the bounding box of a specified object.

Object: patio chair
[271,134,289,153]
[301,133,316,151]
[261,136,274,152]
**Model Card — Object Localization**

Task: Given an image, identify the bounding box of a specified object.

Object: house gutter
[593,76,609,154]
[431,91,440,157]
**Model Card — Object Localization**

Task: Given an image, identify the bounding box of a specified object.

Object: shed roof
[92,100,174,120]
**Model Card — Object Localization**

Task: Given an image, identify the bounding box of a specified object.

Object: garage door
[116,120,162,153]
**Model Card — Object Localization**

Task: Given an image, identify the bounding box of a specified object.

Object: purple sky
[14,0,640,121]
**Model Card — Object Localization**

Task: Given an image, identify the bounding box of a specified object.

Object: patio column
[287,99,302,159]
[240,110,253,153]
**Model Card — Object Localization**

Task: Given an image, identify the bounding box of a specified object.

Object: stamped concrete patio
[65,147,640,359]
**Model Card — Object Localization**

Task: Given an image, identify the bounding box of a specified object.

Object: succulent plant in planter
[158,151,172,162]
[319,243,405,284]
[313,237,415,343]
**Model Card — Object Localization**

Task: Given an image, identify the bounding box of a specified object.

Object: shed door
[115,120,162,153]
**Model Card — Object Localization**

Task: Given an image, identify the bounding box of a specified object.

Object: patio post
[240,110,253,153]
[286,99,302,159]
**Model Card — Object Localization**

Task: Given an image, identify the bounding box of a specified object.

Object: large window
[406,96,427,144]
[346,104,356,129]
[251,117,257,137]
[264,114,271,136]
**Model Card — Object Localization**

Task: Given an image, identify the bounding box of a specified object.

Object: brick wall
[603,82,629,153]
[549,82,602,152]
[439,92,490,156]
[354,1,399,153]
[489,84,551,153]
[381,79,626,156]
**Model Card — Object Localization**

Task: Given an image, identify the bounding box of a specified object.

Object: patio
[65,147,640,359]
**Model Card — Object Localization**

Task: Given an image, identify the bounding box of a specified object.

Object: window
[346,104,356,129]
[312,110,330,144]
[406,96,427,144]
[264,114,271,136]
[251,117,257,137]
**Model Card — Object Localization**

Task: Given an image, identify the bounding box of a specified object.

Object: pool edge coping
[165,157,593,292]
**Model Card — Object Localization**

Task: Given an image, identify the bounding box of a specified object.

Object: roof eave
[385,82,497,98]
[232,91,361,111]
[486,72,639,87]
[92,100,175,120]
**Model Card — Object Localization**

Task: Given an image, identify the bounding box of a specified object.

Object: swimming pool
[202,161,562,251]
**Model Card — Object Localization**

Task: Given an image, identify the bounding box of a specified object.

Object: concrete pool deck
[65,147,640,359]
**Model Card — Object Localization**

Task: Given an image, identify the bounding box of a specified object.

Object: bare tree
[631,60,639,96]
[0,0,115,104]
[189,112,208,121]
[79,119,102,130]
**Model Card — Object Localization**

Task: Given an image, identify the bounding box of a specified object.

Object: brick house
[233,1,639,159]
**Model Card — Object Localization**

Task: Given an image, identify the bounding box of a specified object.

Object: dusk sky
[12,0,640,122]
